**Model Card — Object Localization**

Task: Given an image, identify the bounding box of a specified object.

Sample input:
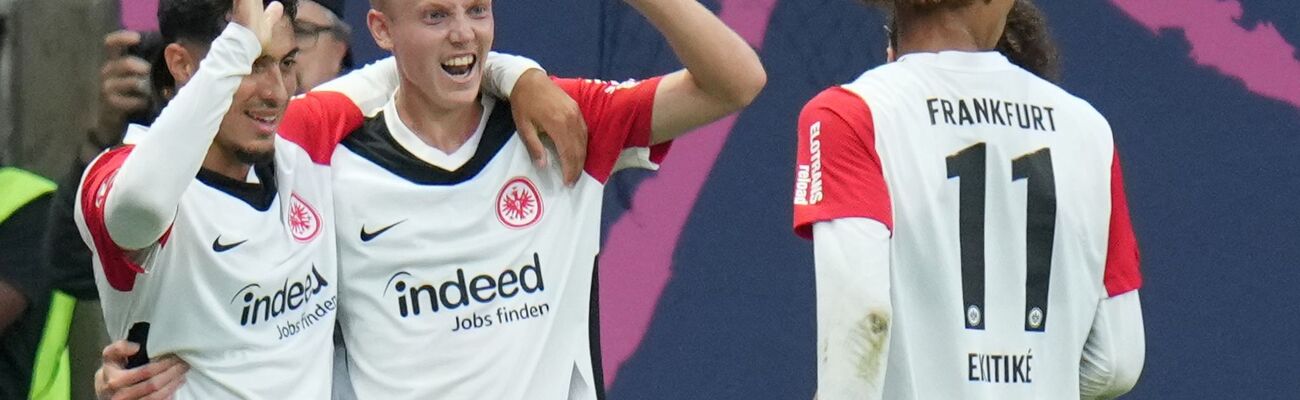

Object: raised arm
[623,0,766,144]
[100,1,281,251]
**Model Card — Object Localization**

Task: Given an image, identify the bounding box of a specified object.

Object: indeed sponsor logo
[385,253,546,319]
[230,265,332,327]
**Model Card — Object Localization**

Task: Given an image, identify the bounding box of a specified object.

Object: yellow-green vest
[0,167,72,400]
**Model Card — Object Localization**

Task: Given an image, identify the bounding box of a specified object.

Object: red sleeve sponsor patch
[792,88,893,239]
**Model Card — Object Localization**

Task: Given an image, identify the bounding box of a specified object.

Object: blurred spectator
[294,0,352,92]
[50,29,161,300]
[38,29,165,400]
[0,166,59,399]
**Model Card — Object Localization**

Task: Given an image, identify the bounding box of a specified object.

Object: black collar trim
[195,162,277,211]
[340,101,516,185]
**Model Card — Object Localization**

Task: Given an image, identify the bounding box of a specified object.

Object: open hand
[94,30,152,147]
[510,70,588,186]
[232,0,285,50]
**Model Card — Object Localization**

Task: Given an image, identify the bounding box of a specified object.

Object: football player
[79,0,577,397]
[795,0,1144,398]
[326,0,764,398]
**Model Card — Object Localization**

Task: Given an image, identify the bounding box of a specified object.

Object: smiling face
[368,0,494,112]
[216,17,300,164]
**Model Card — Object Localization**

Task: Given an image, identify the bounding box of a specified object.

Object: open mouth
[245,111,279,133]
[441,54,477,78]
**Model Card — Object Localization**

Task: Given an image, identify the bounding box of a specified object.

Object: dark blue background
[344,1,1300,398]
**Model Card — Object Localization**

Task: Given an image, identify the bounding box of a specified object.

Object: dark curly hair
[152,0,299,100]
[862,0,991,12]
[881,0,1061,82]
[995,0,1059,81]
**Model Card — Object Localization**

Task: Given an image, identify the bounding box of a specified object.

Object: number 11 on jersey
[947,143,1057,333]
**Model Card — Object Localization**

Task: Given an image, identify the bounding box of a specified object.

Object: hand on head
[232,0,286,50]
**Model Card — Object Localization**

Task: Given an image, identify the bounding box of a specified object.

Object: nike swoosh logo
[361,220,406,242]
[212,236,248,253]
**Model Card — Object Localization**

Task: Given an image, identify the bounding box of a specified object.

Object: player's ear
[367,9,394,51]
[164,43,198,88]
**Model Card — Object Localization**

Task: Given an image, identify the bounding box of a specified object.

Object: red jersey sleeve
[1104,149,1142,297]
[79,146,152,291]
[792,88,892,240]
[553,76,669,183]
[278,91,368,165]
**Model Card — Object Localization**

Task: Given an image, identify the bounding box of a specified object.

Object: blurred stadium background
[3,0,1296,398]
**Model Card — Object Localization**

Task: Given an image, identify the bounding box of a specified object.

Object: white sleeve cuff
[214,23,262,73]
[1079,291,1145,399]
[484,51,544,99]
[311,57,399,115]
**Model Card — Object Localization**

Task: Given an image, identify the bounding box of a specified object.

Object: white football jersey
[75,60,372,398]
[793,52,1141,399]
[77,132,338,399]
[332,77,667,400]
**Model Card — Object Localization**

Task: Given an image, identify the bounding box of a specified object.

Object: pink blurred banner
[1110,0,1300,110]
[598,0,777,387]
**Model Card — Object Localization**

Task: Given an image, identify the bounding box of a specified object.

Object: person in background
[39,29,169,400]
[294,0,353,92]
[0,165,58,399]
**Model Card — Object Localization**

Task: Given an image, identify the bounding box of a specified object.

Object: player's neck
[393,85,484,155]
[202,146,254,182]
[895,11,1005,56]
